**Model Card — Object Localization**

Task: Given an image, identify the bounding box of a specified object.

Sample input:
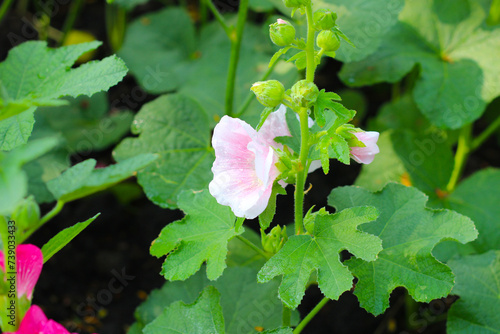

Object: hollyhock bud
[261,225,288,254]
[316,30,340,52]
[313,9,337,30]
[350,131,380,164]
[291,80,319,108]
[269,19,296,47]
[251,80,285,107]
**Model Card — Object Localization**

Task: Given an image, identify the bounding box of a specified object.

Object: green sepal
[269,46,293,68]
[286,51,307,70]
[259,183,287,230]
[256,106,276,131]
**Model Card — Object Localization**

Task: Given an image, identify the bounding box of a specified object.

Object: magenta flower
[0,244,43,300]
[350,131,380,164]
[209,106,291,219]
[4,305,82,334]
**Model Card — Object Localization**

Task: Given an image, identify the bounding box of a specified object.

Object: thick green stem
[235,235,270,259]
[282,305,292,327]
[304,3,317,83]
[293,297,329,333]
[471,115,500,150]
[0,0,14,26]
[294,108,310,235]
[205,0,231,37]
[19,201,64,243]
[224,0,249,117]
[59,0,85,46]
[446,124,472,192]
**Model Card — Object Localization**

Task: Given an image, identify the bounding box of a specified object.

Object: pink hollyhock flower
[4,305,83,334]
[0,244,43,300]
[209,106,291,219]
[350,131,380,164]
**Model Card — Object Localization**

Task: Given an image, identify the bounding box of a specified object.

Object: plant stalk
[471,115,500,150]
[59,0,85,46]
[0,0,14,26]
[294,107,310,235]
[235,235,270,259]
[446,124,472,192]
[224,0,249,117]
[305,3,317,83]
[106,3,127,53]
[205,0,231,37]
[293,297,329,333]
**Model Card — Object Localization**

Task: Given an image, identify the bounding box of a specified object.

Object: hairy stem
[293,297,329,333]
[295,108,310,235]
[235,235,270,259]
[224,0,249,117]
[305,3,317,83]
[446,124,472,192]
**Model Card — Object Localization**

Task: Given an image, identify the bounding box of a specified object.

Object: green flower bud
[261,225,288,254]
[269,19,296,47]
[283,0,310,8]
[313,9,337,30]
[316,30,340,52]
[11,196,40,233]
[291,80,319,108]
[251,80,285,107]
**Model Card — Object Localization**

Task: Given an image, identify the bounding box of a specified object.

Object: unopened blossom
[209,106,291,219]
[350,131,380,164]
[4,305,87,334]
[0,244,43,300]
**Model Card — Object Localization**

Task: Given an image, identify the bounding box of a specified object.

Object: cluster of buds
[314,9,341,52]
[261,225,288,254]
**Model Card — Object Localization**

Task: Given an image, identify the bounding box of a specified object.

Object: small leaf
[41,213,100,263]
[0,41,127,121]
[269,46,292,68]
[258,207,381,309]
[143,286,225,334]
[447,251,500,334]
[0,137,58,215]
[150,189,244,281]
[47,154,157,203]
[328,183,478,315]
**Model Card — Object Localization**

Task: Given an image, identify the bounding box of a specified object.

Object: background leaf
[447,251,500,334]
[118,8,298,125]
[339,0,500,129]
[150,189,243,281]
[143,286,225,334]
[328,183,478,315]
[132,267,298,333]
[47,154,157,203]
[114,94,214,209]
[0,41,127,149]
